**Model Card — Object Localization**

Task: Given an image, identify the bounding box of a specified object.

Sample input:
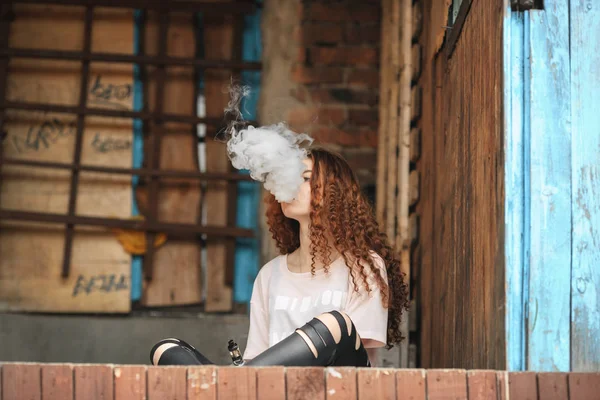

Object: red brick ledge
[1,362,598,399]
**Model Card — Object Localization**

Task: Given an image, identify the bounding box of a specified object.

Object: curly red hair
[264,147,410,348]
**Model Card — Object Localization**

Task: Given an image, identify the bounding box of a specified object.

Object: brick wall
[258,0,382,263]
[287,0,382,189]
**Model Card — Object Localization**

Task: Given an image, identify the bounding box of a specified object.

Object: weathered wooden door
[503,0,599,372]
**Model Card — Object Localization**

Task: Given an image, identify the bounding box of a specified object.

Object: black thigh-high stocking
[150,310,371,367]
[247,310,370,367]
[150,338,215,366]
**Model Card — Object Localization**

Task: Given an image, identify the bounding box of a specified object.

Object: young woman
[150,147,410,367]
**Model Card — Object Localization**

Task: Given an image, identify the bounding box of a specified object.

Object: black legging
[150,310,371,367]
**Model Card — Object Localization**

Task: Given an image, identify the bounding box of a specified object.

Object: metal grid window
[0,0,261,286]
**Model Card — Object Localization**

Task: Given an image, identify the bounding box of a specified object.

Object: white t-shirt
[243,251,389,360]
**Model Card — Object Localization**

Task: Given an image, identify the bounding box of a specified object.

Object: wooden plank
[41,364,73,400]
[508,372,537,400]
[357,368,395,400]
[415,4,435,366]
[385,0,400,242]
[187,366,217,400]
[412,0,423,42]
[202,5,235,312]
[216,367,256,400]
[147,366,186,400]
[0,4,133,313]
[410,86,422,123]
[424,0,505,370]
[568,373,600,400]
[526,0,571,372]
[325,367,356,399]
[569,0,600,372]
[426,370,467,400]
[114,365,147,400]
[1,363,41,400]
[409,170,419,206]
[409,128,421,163]
[375,0,391,225]
[396,0,413,365]
[467,370,497,400]
[74,364,113,400]
[502,4,526,372]
[256,367,285,400]
[412,44,421,82]
[396,369,426,400]
[537,372,568,400]
[140,11,202,307]
[286,367,325,400]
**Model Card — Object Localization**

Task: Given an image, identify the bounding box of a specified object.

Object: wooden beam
[569,0,600,372]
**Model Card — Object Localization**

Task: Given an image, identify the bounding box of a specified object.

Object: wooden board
[140,11,203,307]
[415,0,435,368]
[384,0,400,242]
[416,0,505,369]
[0,4,134,313]
[569,0,600,373]
[502,6,526,372]
[526,0,571,372]
[375,0,391,225]
[202,7,235,312]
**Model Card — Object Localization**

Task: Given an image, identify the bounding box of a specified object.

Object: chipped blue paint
[130,9,144,301]
[525,1,572,372]
[569,0,600,372]
[504,0,600,372]
[503,2,526,372]
[234,3,262,305]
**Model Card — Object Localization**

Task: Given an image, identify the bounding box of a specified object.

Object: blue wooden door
[504,0,600,372]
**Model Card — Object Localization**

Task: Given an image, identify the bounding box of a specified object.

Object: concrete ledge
[0,312,249,366]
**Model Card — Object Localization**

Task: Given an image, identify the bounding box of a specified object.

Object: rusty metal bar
[0,4,13,208]
[61,5,94,278]
[0,209,255,238]
[143,10,168,281]
[13,0,258,14]
[0,48,262,70]
[1,100,231,127]
[2,157,254,181]
[510,0,543,10]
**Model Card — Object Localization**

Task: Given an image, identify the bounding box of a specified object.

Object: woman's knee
[314,311,361,350]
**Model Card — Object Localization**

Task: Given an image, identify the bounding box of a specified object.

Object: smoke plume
[221,84,313,203]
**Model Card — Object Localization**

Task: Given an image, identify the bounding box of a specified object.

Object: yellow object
[111,216,167,255]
